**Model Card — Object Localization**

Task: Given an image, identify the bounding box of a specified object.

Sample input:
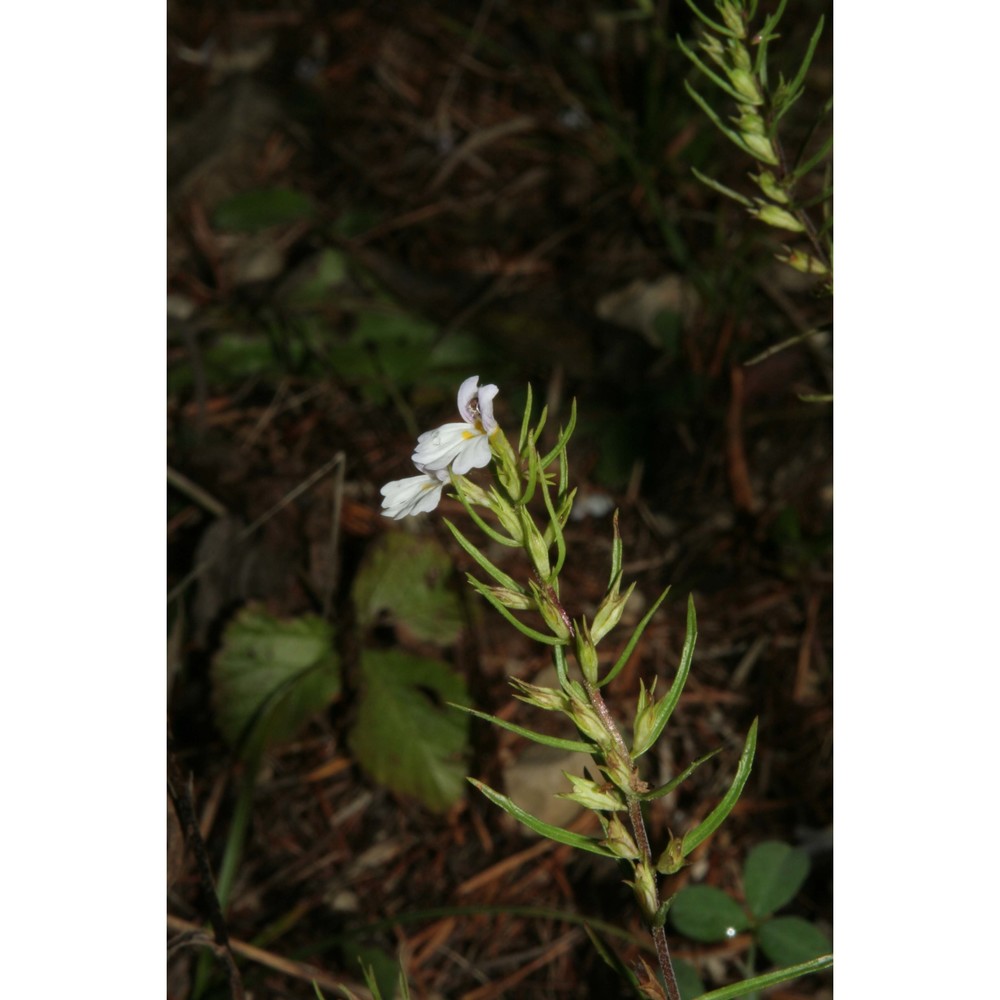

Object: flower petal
[380,473,446,519]
[476,383,499,434]
[457,375,482,424]
[412,422,475,472]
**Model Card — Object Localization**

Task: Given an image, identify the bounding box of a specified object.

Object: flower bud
[509,677,569,712]
[450,473,492,508]
[741,132,779,164]
[601,751,637,794]
[751,202,806,232]
[655,832,686,875]
[486,586,535,611]
[557,772,626,811]
[730,42,752,72]
[601,814,640,860]
[628,862,660,922]
[530,580,573,641]
[699,33,726,69]
[574,619,600,683]
[728,67,761,105]
[752,170,789,204]
[777,248,830,275]
[566,683,615,751]
[735,106,765,135]
[718,1,747,38]
[485,487,523,542]
[489,431,522,500]
[631,678,660,758]
[591,579,635,645]
[519,509,551,579]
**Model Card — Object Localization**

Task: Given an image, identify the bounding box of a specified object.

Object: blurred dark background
[168,1,832,996]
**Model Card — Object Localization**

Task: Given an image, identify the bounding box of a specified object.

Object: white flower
[411,375,500,475]
[380,467,450,519]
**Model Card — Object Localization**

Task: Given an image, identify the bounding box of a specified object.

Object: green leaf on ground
[757,915,832,968]
[352,532,463,645]
[743,841,811,919]
[349,650,470,813]
[673,958,705,1000]
[211,605,341,760]
[669,885,751,943]
[213,187,314,231]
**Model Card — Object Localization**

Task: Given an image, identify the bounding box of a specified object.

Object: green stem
[583,678,681,1000]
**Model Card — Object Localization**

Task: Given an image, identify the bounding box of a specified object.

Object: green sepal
[637,747,722,800]
[443,519,522,592]
[468,779,618,857]
[448,703,595,754]
[598,585,672,688]
[681,717,758,857]
[465,575,568,646]
[630,593,697,757]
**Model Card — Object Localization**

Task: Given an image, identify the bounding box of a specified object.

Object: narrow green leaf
[518,382,534,454]
[682,718,758,856]
[609,510,623,589]
[743,841,811,918]
[443,519,522,592]
[349,650,470,813]
[757,917,833,968]
[449,703,595,753]
[791,133,833,182]
[554,643,570,688]
[669,886,750,943]
[691,167,755,208]
[538,464,567,577]
[530,404,549,449]
[691,954,832,1000]
[469,779,618,857]
[682,81,760,159]
[599,585,672,688]
[452,483,521,548]
[522,437,540,505]
[680,0,739,39]
[784,16,825,110]
[677,37,745,102]
[630,593,697,755]
[638,748,721,801]
[745,328,828,366]
[538,398,578,469]
[466,576,568,646]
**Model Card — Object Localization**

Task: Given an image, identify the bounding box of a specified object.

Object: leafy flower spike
[411,375,500,476]
[380,466,449,519]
